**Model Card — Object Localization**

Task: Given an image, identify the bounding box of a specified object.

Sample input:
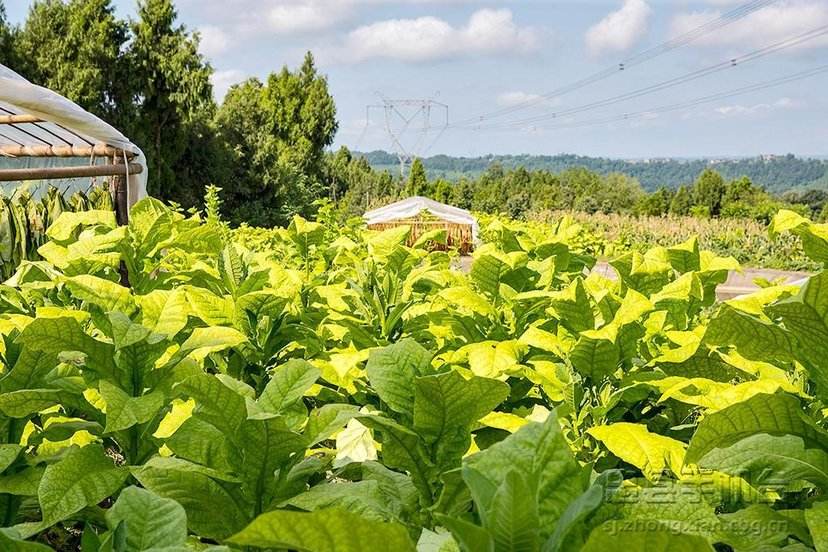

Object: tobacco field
[0,199,828,551]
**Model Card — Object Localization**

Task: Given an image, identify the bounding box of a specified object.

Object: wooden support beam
[0,114,44,124]
[0,143,135,159]
[112,158,129,226]
[0,162,143,182]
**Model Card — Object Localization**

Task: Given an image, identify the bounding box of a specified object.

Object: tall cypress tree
[13,0,129,121]
[129,0,214,199]
[0,1,15,68]
[407,158,428,197]
[215,52,338,226]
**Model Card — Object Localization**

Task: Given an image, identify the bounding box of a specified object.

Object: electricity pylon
[365,94,448,177]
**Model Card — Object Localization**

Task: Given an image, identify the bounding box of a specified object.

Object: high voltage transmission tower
[365,95,448,176]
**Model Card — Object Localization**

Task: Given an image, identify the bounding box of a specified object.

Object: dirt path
[456,257,809,301]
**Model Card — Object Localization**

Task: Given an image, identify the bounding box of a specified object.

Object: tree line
[335,156,828,223]
[360,151,828,193]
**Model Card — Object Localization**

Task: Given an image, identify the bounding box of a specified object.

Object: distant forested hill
[357,151,828,193]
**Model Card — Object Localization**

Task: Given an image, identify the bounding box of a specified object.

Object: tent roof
[364,196,479,243]
[0,63,147,206]
[364,196,476,226]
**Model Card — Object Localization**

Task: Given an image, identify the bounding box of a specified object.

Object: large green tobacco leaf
[703,304,796,363]
[0,389,64,417]
[38,444,129,525]
[805,501,828,552]
[107,312,152,351]
[285,480,394,521]
[413,370,509,469]
[0,531,54,551]
[358,415,436,503]
[471,250,512,299]
[104,486,188,551]
[366,339,434,417]
[768,271,828,393]
[588,423,686,480]
[62,274,136,315]
[666,236,701,273]
[174,374,248,436]
[228,508,416,551]
[99,382,165,434]
[135,289,190,337]
[46,210,116,243]
[177,326,248,363]
[413,370,509,444]
[257,359,320,414]
[288,216,325,259]
[593,484,720,543]
[463,411,585,539]
[548,279,594,333]
[128,198,175,257]
[133,457,249,541]
[0,445,23,472]
[544,470,623,552]
[487,471,539,552]
[717,504,810,551]
[685,393,828,465]
[695,433,828,488]
[367,226,410,260]
[17,316,115,375]
[581,524,715,551]
[569,335,619,381]
[463,341,527,379]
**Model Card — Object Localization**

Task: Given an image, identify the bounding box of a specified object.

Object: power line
[461,64,828,134]
[458,24,828,131]
[451,0,781,127]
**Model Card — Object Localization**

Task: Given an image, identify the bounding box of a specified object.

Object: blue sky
[6,0,828,159]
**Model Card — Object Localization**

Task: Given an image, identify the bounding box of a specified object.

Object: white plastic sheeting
[364,196,479,243]
[0,63,147,207]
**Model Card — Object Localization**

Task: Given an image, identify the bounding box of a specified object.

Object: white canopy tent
[0,63,147,220]
[364,196,479,244]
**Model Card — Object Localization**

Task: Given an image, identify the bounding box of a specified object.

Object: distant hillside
[357,151,828,193]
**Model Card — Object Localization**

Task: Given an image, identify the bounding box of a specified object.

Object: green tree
[670,185,693,216]
[13,0,130,122]
[638,186,673,216]
[451,179,475,210]
[723,176,757,205]
[692,168,726,216]
[264,52,338,188]
[406,158,429,197]
[0,1,16,67]
[215,53,338,225]
[432,178,453,204]
[129,0,214,200]
[326,146,354,202]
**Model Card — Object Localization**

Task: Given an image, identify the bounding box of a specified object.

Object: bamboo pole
[0,162,143,182]
[0,114,43,124]
[112,157,129,226]
[0,144,136,158]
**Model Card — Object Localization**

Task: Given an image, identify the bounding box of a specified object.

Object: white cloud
[211,69,247,101]
[198,25,230,57]
[497,91,561,108]
[341,9,538,63]
[268,1,355,34]
[585,0,652,57]
[714,97,801,117]
[187,0,490,37]
[670,1,828,51]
